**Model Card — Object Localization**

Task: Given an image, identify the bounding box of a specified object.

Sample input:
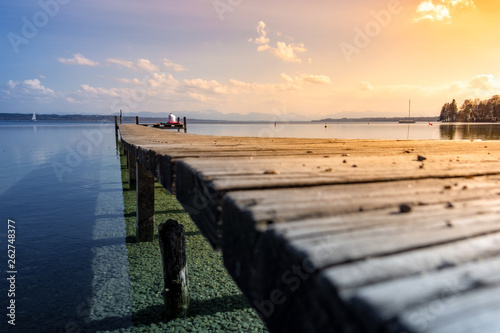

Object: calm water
[1,120,499,331]
[187,122,500,140]
[0,122,132,332]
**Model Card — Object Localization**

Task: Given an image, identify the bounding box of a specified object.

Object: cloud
[467,74,499,91]
[136,59,158,72]
[249,21,307,63]
[6,79,54,95]
[183,78,228,95]
[107,58,135,69]
[163,58,188,72]
[280,73,331,85]
[271,42,307,63]
[414,0,475,23]
[359,81,374,91]
[58,53,100,66]
[253,21,270,46]
[80,84,120,97]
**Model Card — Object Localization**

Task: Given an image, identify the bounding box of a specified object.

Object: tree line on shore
[439,95,500,122]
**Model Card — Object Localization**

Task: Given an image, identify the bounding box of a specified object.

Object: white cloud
[6,79,54,95]
[116,78,142,85]
[163,58,188,72]
[183,78,228,94]
[359,81,374,91]
[249,21,307,63]
[58,53,100,66]
[414,0,475,23]
[253,21,270,46]
[271,42,307,63]
[7,80,18,89]
[107,58,135,69]
[467,74,498,91]
[280,73,331,85]
[80,84,120,97]
[136,59,158,72]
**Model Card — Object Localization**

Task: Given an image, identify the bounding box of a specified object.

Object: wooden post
[159,219,189,319]
[183,117,187,133]
[136,116,139,125]
[120,109,122,124]
[114,116,118,137]
[128,150,136,187]
[136,160,154,242]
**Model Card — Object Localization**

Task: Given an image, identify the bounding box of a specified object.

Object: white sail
[32,112,37,121]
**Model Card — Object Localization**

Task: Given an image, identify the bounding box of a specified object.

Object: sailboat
[31,112,37,122]
[399,99,416,124]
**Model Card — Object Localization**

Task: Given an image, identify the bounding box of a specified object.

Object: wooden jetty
[119,123,500,333]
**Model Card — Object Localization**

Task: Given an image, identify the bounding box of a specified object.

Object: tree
[449,99,458,121]
[440,96,500,122]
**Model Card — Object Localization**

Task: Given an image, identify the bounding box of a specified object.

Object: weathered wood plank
[321,231,500,291]
[399,284,500,333]
[225,176,500,227]
[341,255,500,332]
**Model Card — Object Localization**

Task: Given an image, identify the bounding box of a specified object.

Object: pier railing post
[136,160,155,242]
[136,116,139,125]
[159,219,189,319]
[183,117,187,133]
[114,116,118,137]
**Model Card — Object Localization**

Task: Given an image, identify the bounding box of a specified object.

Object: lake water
[0,122,131,332]
[1,120,499,332]
[187,122,500,140]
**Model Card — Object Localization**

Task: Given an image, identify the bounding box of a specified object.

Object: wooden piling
[159,219,190,319]
[120,109,122,124]
[183,117,187,133]
[136,116,139,125]
[136,160,154,242]
[128,150,136,187]
[114,116,118,137]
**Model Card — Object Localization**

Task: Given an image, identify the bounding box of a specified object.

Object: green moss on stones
[120,150,267,332]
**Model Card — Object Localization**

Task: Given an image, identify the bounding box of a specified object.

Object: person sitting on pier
[168,113,177,124]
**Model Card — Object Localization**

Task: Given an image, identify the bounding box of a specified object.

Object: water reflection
[440,124,500,140]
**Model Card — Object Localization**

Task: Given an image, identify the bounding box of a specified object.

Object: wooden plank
[321,231,500,291]
[340,255,500,332]
[400,285,500,333]
[281,198,500,268]
[224,176,500,227]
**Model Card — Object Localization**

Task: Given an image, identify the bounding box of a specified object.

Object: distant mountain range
[127,110,302,122]
[0,110,439,123]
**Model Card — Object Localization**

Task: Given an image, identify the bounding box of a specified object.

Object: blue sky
[1,0,499,119]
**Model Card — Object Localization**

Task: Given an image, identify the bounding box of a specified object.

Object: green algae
[119,149,268,332]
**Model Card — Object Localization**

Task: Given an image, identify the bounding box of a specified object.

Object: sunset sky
[1,0,500,119]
